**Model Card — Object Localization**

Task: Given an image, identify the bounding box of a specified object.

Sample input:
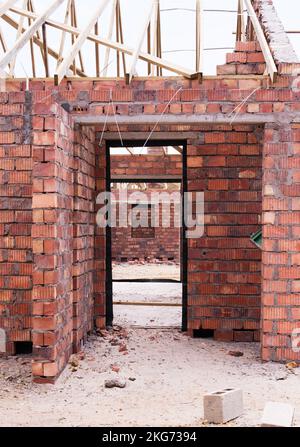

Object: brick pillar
[31,100,74,382]
[261,123,300,362]
[72,126,96,351]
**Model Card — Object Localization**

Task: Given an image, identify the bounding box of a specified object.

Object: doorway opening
[105,141,187,330]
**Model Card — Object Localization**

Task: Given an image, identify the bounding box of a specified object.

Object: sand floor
[0,327,299,427]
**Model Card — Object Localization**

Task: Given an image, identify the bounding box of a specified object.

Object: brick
[226,53,247,64]
[261,402,294,427]
[214,329,233,342]
[32,194,58,209]
[233,331,254,342]
[33,131,56,146]
[204,388,243,424]
[43,362,59,378]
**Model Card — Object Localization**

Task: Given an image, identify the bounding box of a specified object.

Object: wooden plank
[56,0,72,69]
[116,1,120,77]
[103,0,117,77]
[151,0,158,76]
[94,20,100,77]
[42,23,49,77]
[126,0,154,84]
[117,0,126,76]
[11,6,197,78]
[195,0,202,72]
[55,0,110,84]
[29,0,48,75]
[113,301,181,307]
[0,0,18,17]
[0,0,65,71]
[243,0,277,82]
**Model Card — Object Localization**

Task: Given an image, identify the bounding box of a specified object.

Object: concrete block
[0,329,6,353]
[261,402,294,427]
[203,388,243,424]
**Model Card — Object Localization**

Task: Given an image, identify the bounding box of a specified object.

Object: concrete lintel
[98,132,199,140]
[74,113,300,126]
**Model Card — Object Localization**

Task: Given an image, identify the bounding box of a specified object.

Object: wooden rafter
[117,0,126,76]
[156,0,162,76]
[150,0,158,76]
[2,12,86,77]
[57,0,72,69]
[243,0,277,82]
[126,0,155,84]
[71,0,85,73]
[0,0,65,71]
[28,0,49,78]
[54,0,110,85]
[42,23,49,77]
[9,6,197,80]
[9,0,26,76]
[195,0,202,72]
[94,19,100,77]
[236,0,245,42]
[0,0,18,18]
[103,0,116,77]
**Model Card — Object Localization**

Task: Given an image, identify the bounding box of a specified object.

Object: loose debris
[105,379,126,389]
[286,362,299,370]
[227,351,244,357]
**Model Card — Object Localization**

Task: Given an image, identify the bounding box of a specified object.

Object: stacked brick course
[0,91,32,355]
[111,154,181,263]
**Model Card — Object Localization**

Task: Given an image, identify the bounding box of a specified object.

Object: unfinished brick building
[0,0,300,383]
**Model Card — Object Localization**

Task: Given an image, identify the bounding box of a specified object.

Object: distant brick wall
[111,187,181,263]
[110,154,182,178]
[0,91,32,355]
[111,154,181,263]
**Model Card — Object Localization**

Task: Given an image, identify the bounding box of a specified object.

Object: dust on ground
[0,326,299,427]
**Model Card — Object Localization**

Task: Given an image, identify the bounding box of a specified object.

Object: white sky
[2,0,299,78]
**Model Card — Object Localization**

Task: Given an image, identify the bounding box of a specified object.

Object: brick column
[72,126,96,351]
[31,100,74,382]
[261,122,300,362]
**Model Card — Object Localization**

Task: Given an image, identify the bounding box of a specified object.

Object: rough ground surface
[113,282,182,327]
[112,263,180,281]
[0,327,299,427]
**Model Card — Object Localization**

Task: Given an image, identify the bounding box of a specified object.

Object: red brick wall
[72,126,96,351]
[31,100,75,382]
[0,91,32,355]
[187,124,262,341]
[110,154,182,177]
[110,154,181,262]
[261,122,300,361]
[111,187,181,263]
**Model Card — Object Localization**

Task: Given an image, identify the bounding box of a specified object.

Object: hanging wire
[141,87,183,151]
